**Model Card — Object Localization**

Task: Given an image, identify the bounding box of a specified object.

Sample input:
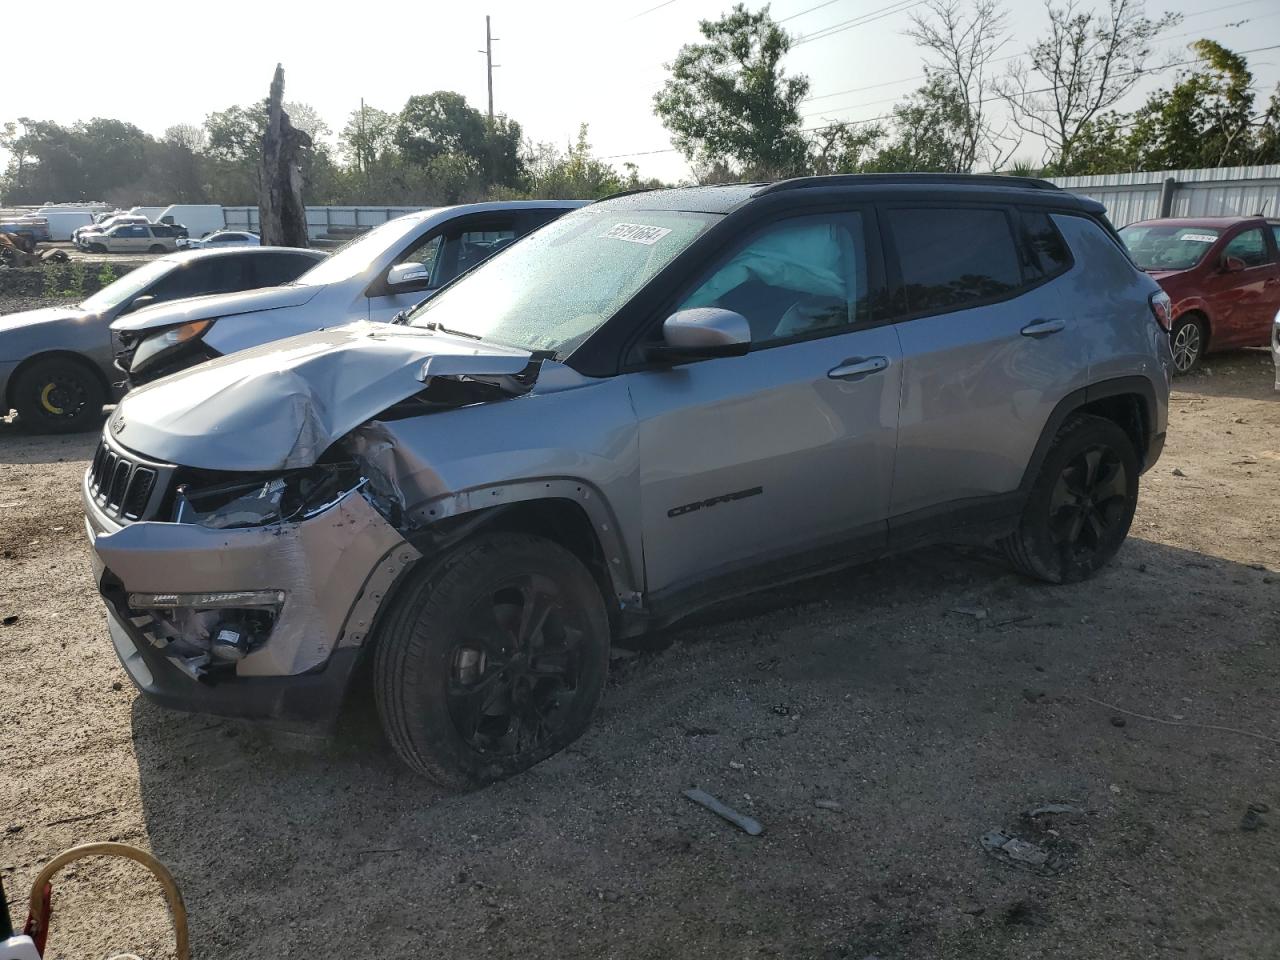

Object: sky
[4,0,1280,184]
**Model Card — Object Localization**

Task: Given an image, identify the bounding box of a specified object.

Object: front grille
[88,438,172,523]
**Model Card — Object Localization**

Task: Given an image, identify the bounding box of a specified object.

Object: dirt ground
[0,341,1277,959]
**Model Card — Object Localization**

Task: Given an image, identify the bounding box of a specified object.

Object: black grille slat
[89,438,173,523]
[107,459,132,510]
[122,467,156,520]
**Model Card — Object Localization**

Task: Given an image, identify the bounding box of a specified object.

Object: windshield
[1119,224,1221,271]
[407,208,720,354]
[80,258,176,312]
[292,212,438,287]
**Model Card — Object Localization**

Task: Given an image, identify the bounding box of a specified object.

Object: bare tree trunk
[258,64,311,248]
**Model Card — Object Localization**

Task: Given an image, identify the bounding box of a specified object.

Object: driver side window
[676,213,869,347]
[1222,228,1268,268]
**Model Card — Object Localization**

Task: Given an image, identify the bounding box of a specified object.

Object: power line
[599,40,1280,160]
[792,0,926,47]
[798,0,1278,110]
[778,0,855,24]
[624,0,680,21]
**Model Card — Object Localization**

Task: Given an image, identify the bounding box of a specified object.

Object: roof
[166,245,327,262]
[1123,215,1275,228]
[593,173,1079,215]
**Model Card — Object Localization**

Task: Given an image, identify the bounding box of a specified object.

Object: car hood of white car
[111,321,536,472]
[110,283,324,334]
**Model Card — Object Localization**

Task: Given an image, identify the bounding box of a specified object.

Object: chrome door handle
[1021,317,1066,337]
[828,355,889,380]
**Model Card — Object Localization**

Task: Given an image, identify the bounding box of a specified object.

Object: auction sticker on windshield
[603,223,673,245]
[1179,233,1218,243]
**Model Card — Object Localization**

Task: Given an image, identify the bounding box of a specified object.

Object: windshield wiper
[420,319,483,340]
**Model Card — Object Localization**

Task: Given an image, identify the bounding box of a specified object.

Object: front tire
[1170,314,1204,374]
[1002,415,1139,584]
[374,533,610,788]
[11,356,107,434]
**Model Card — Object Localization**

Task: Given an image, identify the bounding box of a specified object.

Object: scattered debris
[1249,801,1270,814]
[1085,695,1280,747]
[45,807,116,828]
[981,830,1051,869]
[993,614,1033,628]
[1172,468,1187,477]
[1109,784,1122,795]
[728,761,745,770]
[4,825,20,834]
[1,615,16,626]
[682,726,719,737]
[1241,808,1267,832]
[1022,687,1046,703]
[683,788,764,836]
[814,799,843,812]
[949,605,988,620]
[111,681,123,691]
[1025,803,1083,818]
[1110,716,1127,728]
[771,704,792,717]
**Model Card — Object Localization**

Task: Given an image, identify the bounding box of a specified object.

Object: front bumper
[84,466,421,725]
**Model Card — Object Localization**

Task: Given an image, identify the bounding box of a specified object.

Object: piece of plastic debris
[728,761,745,770]
[950,605,988,619]
[1172,468,1187,477]
[981,830,1050,868]
[814,799,843,812]
[1025,803,1083,818]
[683,788,764,836]
[1241,808,1267,832]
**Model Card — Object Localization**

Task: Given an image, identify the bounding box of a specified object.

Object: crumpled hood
[0,305,89,333]
[112,321,531,472]
[110,283,322,334]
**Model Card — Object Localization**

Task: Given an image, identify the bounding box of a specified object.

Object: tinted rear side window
[886,207,1022,313]
[1021,210,1072,279]
[253,252,320,286]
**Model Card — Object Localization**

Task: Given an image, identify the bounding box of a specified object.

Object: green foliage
[394,92,488,167]
[521,126,630,199]
[864,77,975,172]
[654,3,809,178]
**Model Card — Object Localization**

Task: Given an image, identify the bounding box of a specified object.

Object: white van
[39,210,96,242]
[129,206,168,221]
[156,204,225,239]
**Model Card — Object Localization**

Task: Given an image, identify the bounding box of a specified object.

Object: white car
[113,200,586,385]
[177,230,260,250]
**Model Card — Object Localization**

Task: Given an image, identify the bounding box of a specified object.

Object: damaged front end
[83,326,569,725]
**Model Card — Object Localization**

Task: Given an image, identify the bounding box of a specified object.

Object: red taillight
[1149,290,1173,332]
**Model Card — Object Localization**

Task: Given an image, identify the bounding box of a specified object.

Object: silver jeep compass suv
[83,175,1173,786]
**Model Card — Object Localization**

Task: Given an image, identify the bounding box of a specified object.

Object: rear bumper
[84,468,420,725]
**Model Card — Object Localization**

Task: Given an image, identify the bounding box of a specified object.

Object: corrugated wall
[222,205,427,239]
[1048,165,1280,226]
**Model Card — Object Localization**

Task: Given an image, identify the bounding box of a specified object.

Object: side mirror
[1221,255,1246,273]
[386,262,432,291]
[647,307,751,363]
[122,295,155,315]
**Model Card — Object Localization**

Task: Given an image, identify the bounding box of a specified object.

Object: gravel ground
[0,338,1277,960]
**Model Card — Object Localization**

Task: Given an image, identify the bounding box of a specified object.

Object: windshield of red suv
[1119,224,1222,271]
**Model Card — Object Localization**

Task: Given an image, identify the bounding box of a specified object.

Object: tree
[1126,40,1258,170]
[339,104,396,172]
[394,91,487,168]
[522,125,626,199]
[807,121,885,175]
[258,65,310,247]
[999,0,1180,172]
[654,3,809,178]
[1055,110,1134,174]
[906,0,1013,171]
[864,77,975,172]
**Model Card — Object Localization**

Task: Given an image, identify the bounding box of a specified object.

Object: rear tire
[11,356,107,434]
[147,244,166,254]
[1002,415,1139,584]
[374,533,610,788]
[1170,314,1204,374]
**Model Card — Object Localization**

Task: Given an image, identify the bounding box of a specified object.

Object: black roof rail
[757,173,1061,194]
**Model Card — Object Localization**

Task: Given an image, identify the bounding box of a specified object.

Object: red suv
[1119,216,1280,373]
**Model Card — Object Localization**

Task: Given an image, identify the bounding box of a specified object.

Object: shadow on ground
[131,536,1280,959]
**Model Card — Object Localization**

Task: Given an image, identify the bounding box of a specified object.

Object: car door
[882,203,1086,527]
[1206,225,1280,348]
[366,212,520,322]
[625,209,902,600]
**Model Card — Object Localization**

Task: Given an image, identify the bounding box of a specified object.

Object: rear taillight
[1149,290,1173,332]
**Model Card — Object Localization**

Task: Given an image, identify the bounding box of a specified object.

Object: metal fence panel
[1049,165,1280,226]
[220,205,426,239]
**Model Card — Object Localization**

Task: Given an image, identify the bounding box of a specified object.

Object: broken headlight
[173,462,367,529]
[128,319,214,374]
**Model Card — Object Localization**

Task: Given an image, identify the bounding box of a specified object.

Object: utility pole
[479,15,499,183]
